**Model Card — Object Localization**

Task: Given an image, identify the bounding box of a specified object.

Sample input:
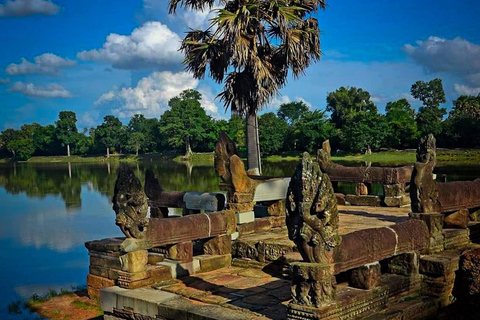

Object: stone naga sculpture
[286,152,341,264]
[112,166,149,239]
[411,134,480,213]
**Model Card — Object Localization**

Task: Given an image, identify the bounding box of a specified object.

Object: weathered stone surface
[229,202,255,213]
[266,199,286,216]
[383,184,406,197]
[384,195,410,207]
[157,259,200,279]
[145,169,186,214]
[409,212,444,237]
[335,193,346,205]
[253,217,271,233]
[346,194,382,207]
[166,241,193,263]
[112,166,149,239]
[87,274,115,299]
[290,262,336,307]
[214,131,237,183]
[236,221,255,236]
[419,250,460,276]
[89,265,119,280]
[253,178,289,202]
[119,250,148,273]
[387,252,419,276]
[203,235,231,255]
[470,209,480,222]
[356,182,369,195]
[286,152,341,264]
[183,192,225,212]
[90,254,121,270]
[148,252,164,264]
[195,254,232,273]
[85,238,123,253]
[444,228,470,250]
[349,262,381,289]
[455,248,480,306]
[444,209,469,229]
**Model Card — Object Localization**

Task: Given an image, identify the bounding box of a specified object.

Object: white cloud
[6,53,76,76]
[0,0,60,17]
[95,71,199,118]
[77,21,183,70]
[454,84,480,96]
[265,95,314,111]
[8,81,73,98]
[0,77,10,84]
[403,36,480,86]
[174,3,221,30]
[80,112,96,127]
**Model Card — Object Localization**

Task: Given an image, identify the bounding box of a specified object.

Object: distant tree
[441,94,480,148]
[1,127,35,160]
[95,115,123,158]
[0,128,19,157]
[159,89,214,158]
[258,113,288,156]
[291,110,335,153]
[227,115,246,149]
[411,78,447,137]
[326,87,377,128]
[126,132,147,156]
[341,111,389,153]
[385,98,418,148]
[450,94,480,118]
[277,101,309,125]
[127,114,160,152]
[55,111,78,157]
[32,124,57,155]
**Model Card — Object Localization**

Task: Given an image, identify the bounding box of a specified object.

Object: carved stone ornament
[286,152,341,264]
[112,166,149,239]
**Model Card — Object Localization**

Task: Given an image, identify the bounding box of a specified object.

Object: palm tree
[169,0,325,174]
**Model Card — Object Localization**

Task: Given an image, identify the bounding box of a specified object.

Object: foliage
[55,111,78,154]
[411,78,447,137]
[291,110,335,152]
[341,111,389,153]
[258,113,288,155]
[385,98,418,148]
[326,86,377,128]
[277,101,309,125]
[450,94,480,118]
[95,115,124,155]
[159,89,215,153]
[227,114,246,148]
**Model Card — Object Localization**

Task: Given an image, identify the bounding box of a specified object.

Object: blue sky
[1,0,480,131]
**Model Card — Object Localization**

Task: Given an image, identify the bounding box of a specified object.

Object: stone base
[444,228,470,250]
[384,195,410,207]
[346,195,382,207]
[287,273,422,320]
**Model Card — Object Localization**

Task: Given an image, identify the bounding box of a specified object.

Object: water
[0,159,478,319]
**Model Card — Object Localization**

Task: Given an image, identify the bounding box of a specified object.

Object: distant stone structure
[317,140,413,207]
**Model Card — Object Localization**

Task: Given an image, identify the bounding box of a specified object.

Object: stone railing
[317,140,413,207]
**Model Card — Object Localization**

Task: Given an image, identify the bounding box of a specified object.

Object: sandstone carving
[286,152,341,264]
[113,166,149,239]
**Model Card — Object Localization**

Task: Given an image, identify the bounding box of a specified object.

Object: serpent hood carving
[286,152,341,264]
[112,166,149,239]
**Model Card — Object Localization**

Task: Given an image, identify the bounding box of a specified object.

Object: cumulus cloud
[454,84,480,96]
[8,81,73,98]
[266,95,313,111]
[77,22,183,70]
[0,0,60,17]
[6,53,76,76]
[403,36,480,86]
[95,71,199,118]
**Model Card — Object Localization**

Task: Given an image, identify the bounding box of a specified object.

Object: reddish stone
[444,209,469,229]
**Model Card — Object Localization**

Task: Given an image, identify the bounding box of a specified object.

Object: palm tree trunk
[246,111,261,175]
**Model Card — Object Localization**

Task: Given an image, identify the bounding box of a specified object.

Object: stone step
[363,295,437,320]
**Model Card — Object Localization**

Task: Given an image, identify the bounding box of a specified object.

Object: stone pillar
[409,212,444,254]
[387,252,419,276]
[290,262,336,307]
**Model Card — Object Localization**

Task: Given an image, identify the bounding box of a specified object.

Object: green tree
[258,113,288,156]
[326,87,377,128]
[0,127,35,160]
[227,114,246,149]
[127,114,160,152]
[0,128,19,157]
[450,94,480,118]
[95,115,123,158]
[441,94,480,148]
[385,98,418,148]
[55,111,78,157]
[411,78,447,137]
[291,110,335,152]
[341,111,389,153]
[169,0,325,174]
[159,89,215,157]
[127,132,147,156]
[277,101,309,125]
[32,124,57,155]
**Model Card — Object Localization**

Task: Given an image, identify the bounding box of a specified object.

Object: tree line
[1,79,480,160]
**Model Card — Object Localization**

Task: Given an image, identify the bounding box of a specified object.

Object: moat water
[0,159,479,319]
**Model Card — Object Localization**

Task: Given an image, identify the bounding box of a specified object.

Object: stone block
[183,192,225,212]
[444,209,469,229]
[267,199,286,216]
[89,253,122,269]
[231,240,258,260]
[157,259,200,279]
[87,273,115,291]
[195,254,232,273]
[444,228,470,250]
[148,252,164,265]
[349,262,382,289]
[165,241,193,263]
[387,252,419,276]
[203,235,231,255]
[421,272,455,297]
[383,184,406,197]
[253,217,271,232]
[228,202,255,213]
[89,265,119,280]
[454,248,480,306]
[100,286,129,313]
[470,209,480,222]
[335,193,346,205]
[345,194,382,207]
[236,221,254,235]
[119,250,148,273]
[268,215,286,228]
[409,212,444,237]
[235,211,255,224]
[231,192,254,203]
[85,237,124,253]
[419,251,460,276]
[253,178,290,202]
[384,195,410,207]
[230,232,239,241]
